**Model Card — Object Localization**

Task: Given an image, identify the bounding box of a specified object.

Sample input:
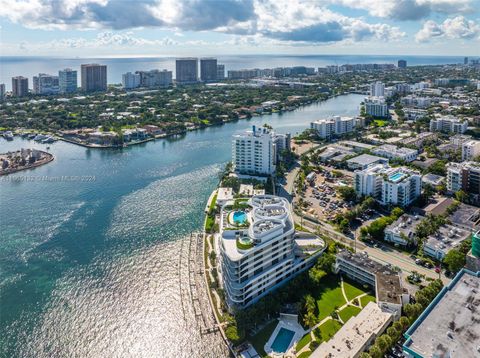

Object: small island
[0,148,54,175]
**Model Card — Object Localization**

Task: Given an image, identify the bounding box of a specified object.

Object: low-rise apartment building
[311,302,393,358]
[335,251,406,319]
[400,132,437,148]
[346,154,388,170]
[384,214,423,246]
[372,144,417,162]
[423,225,471,260]
[429,115,468,134]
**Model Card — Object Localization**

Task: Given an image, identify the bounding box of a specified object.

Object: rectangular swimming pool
[271,327,295,353]
[389,172,405,182]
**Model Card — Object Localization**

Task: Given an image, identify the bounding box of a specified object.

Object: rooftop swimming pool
[389,172,406,182]
[271,327,295,353]
[232,211,247,225]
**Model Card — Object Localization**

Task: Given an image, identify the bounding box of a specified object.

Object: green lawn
[338,305,362,323]
[297,351,312,358]
[296,333,312,351]
[205,215,215,231]
[373,119,389,127]
[360,294,376,308]
[209,193,218,212]
[249,320,278,357]
[343,280,368,301]
[313,276,346,321]
[315,319,343,342]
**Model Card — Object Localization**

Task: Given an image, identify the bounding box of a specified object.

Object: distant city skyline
[1,0,479,57]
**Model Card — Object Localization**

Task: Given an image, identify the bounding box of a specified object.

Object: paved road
[362,245,450,284]
[284,164,299,196]
[293,211,450,284]
[280,148,451,285]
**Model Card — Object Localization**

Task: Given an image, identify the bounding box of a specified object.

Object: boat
[3,131,14,141]
[34,134,47,142]
[42,136,55,144]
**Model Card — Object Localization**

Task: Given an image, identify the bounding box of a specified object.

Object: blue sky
[1,0,479,57]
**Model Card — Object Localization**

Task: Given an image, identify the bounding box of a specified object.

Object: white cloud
[17,32,178,51]
[335,0,474,21]
[0,0,405,45]
[415,16,480,42]
[227,0,406,43]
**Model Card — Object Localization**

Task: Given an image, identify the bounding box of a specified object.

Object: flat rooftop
[339,140,376,150]
[423,199,480,231]
[386,214,423,237]
[425,225,471,253]
[217,187,234,201]
[449,203,480,231]
[346,153,387,166]
[376,271,404,305]
[404,270,480,358]
[422,173,445,186]
[373,144,417,155]
[311,302,393,358]
[337,251,403,305]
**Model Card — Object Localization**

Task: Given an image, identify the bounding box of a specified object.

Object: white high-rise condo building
[429,116,467,134]
[369,81,385,97]
[122,72,141,89]
[310,116,356,139]
[135,70,172,88]
[462,140,480,161]
[33,73,59,95]
[354,164,421,207]
[219,195,326,309]
[58,68,77,93]
[232,126,276,176]
[365,96,388,118]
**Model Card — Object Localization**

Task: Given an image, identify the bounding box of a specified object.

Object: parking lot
[300,171,355,221]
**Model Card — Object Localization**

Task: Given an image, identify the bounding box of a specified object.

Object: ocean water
[0,54,466,90]
[0,94,363,358]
